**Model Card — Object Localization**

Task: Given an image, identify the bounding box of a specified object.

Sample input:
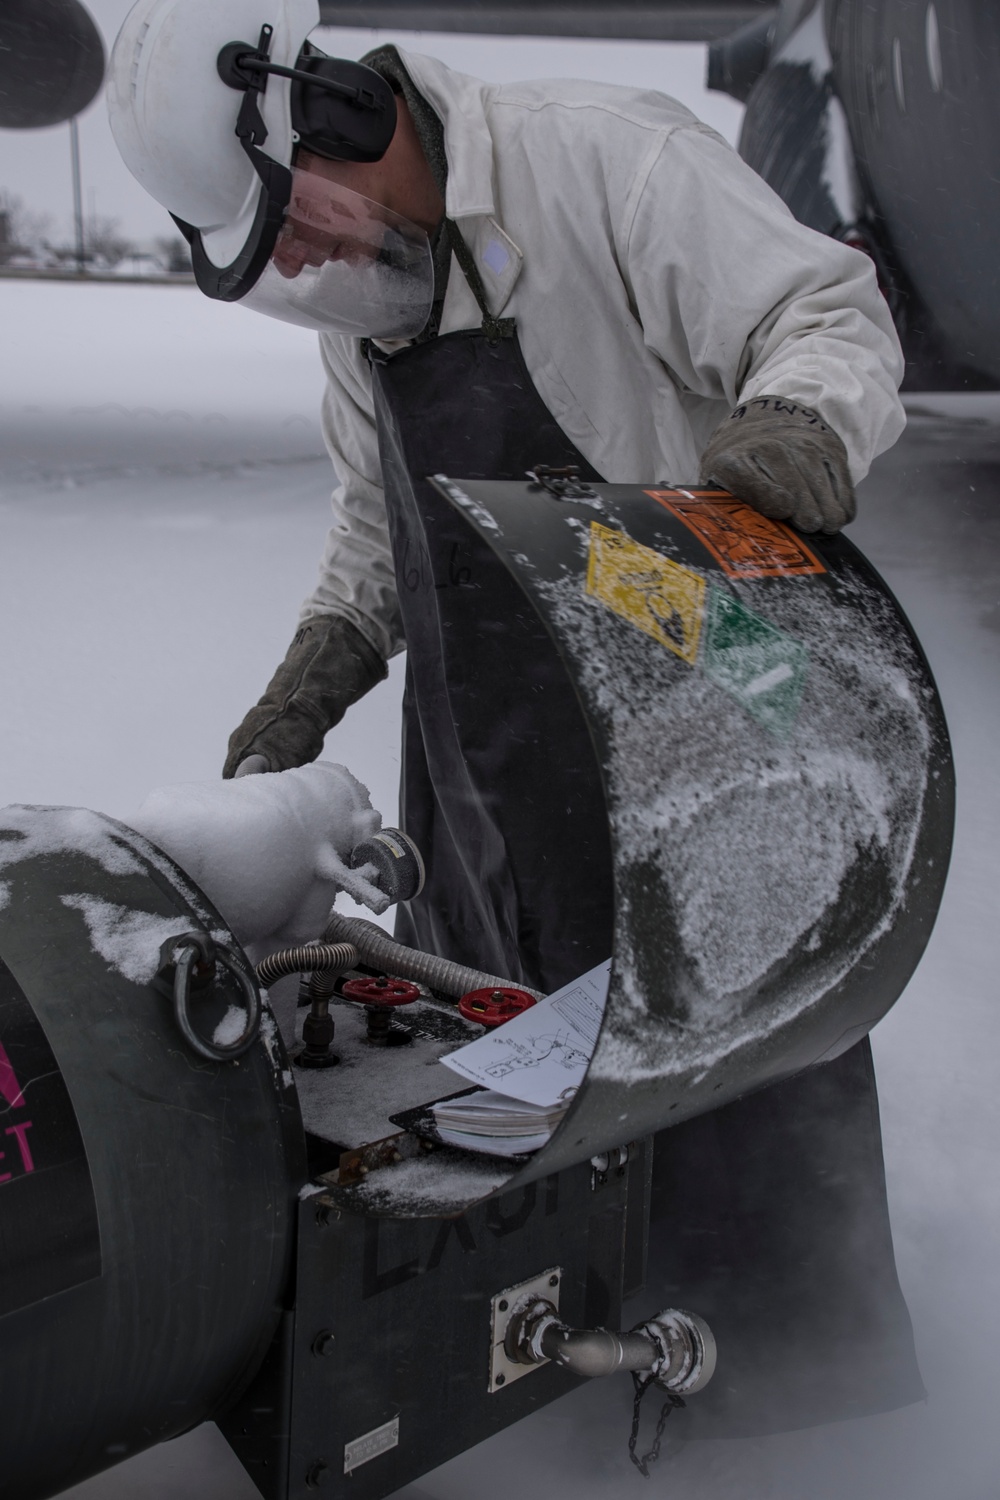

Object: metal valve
[341,975,420,1045]
[458,986,536,1027]
[502,1295,716,1395]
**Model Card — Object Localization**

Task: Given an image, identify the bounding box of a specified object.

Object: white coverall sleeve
[299,334,403,662]
[621,124,905,482]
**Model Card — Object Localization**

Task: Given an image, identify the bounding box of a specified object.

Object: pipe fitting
[503,1297,716,1395]
[635,1310,717,1394]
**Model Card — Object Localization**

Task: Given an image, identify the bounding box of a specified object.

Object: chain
[627,1370,685,1478]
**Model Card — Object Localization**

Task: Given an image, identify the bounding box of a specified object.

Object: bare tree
[45,212,134,270]
[154,234,192,274]
[0,190,53,263]
[82,214,134,269]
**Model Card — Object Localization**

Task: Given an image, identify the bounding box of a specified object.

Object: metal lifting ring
[172,933,262,1062]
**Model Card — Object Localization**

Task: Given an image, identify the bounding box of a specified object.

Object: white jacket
[306,50,905,661]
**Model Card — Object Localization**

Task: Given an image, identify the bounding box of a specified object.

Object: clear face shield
[240,163,434,341]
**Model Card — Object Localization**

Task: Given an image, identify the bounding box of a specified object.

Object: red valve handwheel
[341,976,421,1008]
[458,987,537,1028]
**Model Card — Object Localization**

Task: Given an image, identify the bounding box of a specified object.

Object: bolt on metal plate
[488,1266,562,1393]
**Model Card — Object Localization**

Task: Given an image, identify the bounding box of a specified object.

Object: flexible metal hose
[321,912,544,1002]
[255,942,358,991]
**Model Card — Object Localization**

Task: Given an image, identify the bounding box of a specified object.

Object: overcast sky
[0,0,744,248]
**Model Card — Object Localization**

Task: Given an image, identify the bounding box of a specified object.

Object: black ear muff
[194,30,398,304]
[217,38,397,165]
[291,53,397,163]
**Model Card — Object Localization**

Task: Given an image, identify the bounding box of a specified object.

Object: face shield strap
[176,23,292,303]
[218,43,382,113]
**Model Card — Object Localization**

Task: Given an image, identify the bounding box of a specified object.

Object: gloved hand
[223,615,387,778]
[699,395,856,534]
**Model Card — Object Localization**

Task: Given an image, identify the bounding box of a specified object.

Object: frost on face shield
[241,168,434,341]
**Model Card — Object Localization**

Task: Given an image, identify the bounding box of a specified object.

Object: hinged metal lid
[425,478,953,1191]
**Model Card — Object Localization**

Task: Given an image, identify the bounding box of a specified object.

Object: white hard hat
[108,0,318,270]
[106,0,432,339]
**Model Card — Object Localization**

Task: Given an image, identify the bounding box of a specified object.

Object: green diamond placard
[702,587,809,737]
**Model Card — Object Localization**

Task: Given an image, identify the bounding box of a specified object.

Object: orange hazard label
[644,489,826,579]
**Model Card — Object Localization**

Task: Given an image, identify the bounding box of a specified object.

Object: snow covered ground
[0,280,403,827]
[3,281,999,1500]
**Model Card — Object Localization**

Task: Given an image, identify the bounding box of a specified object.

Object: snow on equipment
[421,476,955,1178]
[0,485,952,1499]
[0,807,302,1500]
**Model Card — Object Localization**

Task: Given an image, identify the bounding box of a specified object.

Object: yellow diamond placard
[585,521,706,664]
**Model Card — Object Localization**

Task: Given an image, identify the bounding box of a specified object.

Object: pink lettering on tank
[0,1039,26,1109]
[5,1121,34,1174]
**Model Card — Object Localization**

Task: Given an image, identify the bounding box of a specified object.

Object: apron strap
[446,219,516,347]
[362,219,515,362]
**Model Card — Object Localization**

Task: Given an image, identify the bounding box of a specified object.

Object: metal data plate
[489,1266,562,1392]
[431,478,955,1180]
[344,1416,400,1475]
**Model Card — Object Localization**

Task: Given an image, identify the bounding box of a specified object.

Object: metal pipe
[322,912,544,1002]
[540,1322,659,1378]
[505,1297,716,1395]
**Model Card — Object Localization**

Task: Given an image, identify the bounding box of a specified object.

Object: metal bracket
[320,1130,426,1189]
[525,464,597,499]
[590,1142,632,1191]
[488,1267,562,1393]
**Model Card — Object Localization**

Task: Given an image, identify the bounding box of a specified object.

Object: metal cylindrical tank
[0,806,304,1500]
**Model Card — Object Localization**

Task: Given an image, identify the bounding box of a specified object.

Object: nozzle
[349,827,425,905]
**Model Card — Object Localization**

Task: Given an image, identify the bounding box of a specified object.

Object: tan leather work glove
[223,615,387,778]
[699,395,856,534]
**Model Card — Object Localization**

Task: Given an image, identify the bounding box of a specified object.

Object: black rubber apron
[367,232,922,1431]
[368,238,613,994]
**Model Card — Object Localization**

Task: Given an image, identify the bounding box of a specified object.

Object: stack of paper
[431,959,611,1158]
[432,1091,570,1157]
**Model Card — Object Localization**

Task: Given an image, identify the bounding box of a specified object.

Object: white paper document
[431,1090,566,1158]
[433,1127,554,1158]
[439,959,611,1109]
